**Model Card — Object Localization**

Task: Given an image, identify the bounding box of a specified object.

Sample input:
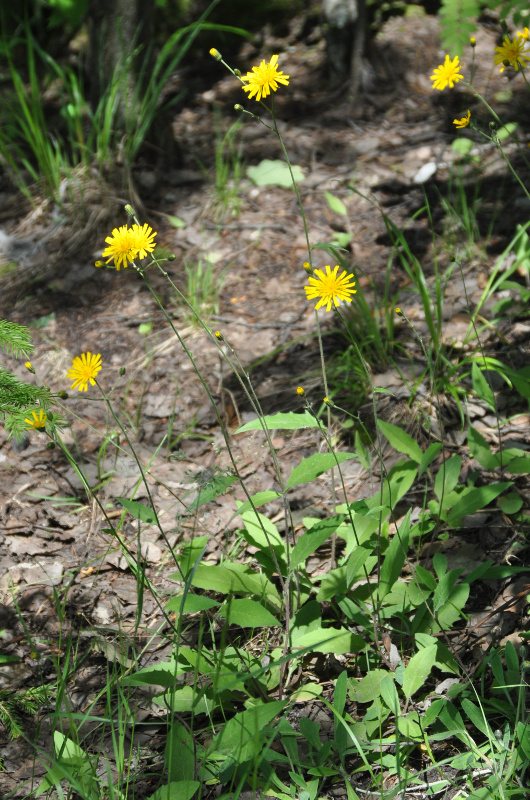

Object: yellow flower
[296,386,305,396]
[102,225,138,270]
[25,361,35,373]
[304,265,357,312]
[25,409,47,430]
[66,352,102,392]
[210,47,222,61]
[130,223,157,260]
[430,55,464,90]
[517,27,529,41]
[493,35,530,72]
[242,54,289,102]
[453,110,471,128]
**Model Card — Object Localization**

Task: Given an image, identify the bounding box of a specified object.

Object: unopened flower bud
[470,37,476,47]
[120,367,126,376]
[125,204,136,217]
[209,48,222,61]
[168,253,176,261]
[323,396,333,406]
[94,260,104,268]
[234,104,244,112]
[46,441,56,449]
[234,68,241,77]
[57,391,68,399]
[215,331,224,341]
[303,262,313,275]
[395,307,403,316]
[25,361,35,374]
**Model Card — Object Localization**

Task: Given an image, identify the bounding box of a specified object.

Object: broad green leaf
[345,541,375,588]
[437,584,470,629]
[461,699,494,738]
[165,722,195,782]
[354,430,371,470]
[377,419,423,463]
[433,456,461,504]
[379,674,399,713]
[294,627,364,655]
[147,781,199,800]
[153,685,214,715]
[187,473,238,511]
[497,492,523,514]
[451,137,474,155]
[468,427,498,470]
[176,535,208,575]
[333,671,348,766]
[348,669,388,703]
[286,452,356,489]
[290,682,323,702]
[247,159,304,188]
[446,482,512,525]
[471,363,495,411]
[117,497,157,524]
[167,215,186,229]
[496,122,518,142]
[403,643,437,699]
[240,508,285,560]
[122,657,191,688]
[418,442,442,478]
[325,192,347,216]
[290,515,345,569]
[219,598,278,628]
[236,411,319,434]
[433,568,464,612]
[209,700,286,760]
[396,711,423,741]
[235,490,282,517]
[179,562,281,606]
[165,594,220,614]
[504,455,530,474]
[378,509,411,599]
[372,460,417,510]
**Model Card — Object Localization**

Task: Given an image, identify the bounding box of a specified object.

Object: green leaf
[498,492,523,514]
[418,442,442,478]
[290,515,345,569]
[294,627,364,655]
[209,700,286,760]
[235,490,282,517]
[377,420,423,463]
[446,482,512,525]
[333,671,348,766]
[180,562,281,606]
[433,456,461,504]
[286,452,356,489]
[348,669,388,703]
[468,427,498,470]
[165,722,195,783]
[187,473,238,511]
[165,594,220,614]
[138,322,153,335]
[219,598,278,628]
[471,363,495,411]
[325,192,347,216]
[117,498,157,524]
[403,643,437,699]
[235,411,319,434]
[378,510,411,599]
[147,781,199,800]
[167,215,187,229]
[496,122,518,142]
[451,137,474,155]
[246,159,304,189]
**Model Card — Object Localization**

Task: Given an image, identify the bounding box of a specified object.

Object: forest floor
[0,8,529,798]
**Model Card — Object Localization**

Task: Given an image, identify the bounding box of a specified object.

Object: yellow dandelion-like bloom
[296,386,305,396]
[493,35,530,72]
[102,225,138,270]
[430,55,464,90]
[66,352,102,392]
[304,265,357,312]
[517,27,529,41]
[242,54,289,102]
[130,223,157,260]
[453,110,471,128]
[25,409,47,430]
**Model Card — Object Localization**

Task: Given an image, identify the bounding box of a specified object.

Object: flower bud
[25,361,35,374]
[470,37,476,47]
[125,204,136,217]
[57,391,69,400]
[46,441,56,449]
[120,367,126,376]
[209,48,222,61]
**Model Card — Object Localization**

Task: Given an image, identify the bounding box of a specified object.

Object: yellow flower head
[102,225,138,270]
[430,55,464,90]
[296,386,305,396]
[517,27,529,41]
[130,223,157,260]
[210,48,222,61]
[242,54,289,102]
[66,351,102,392]
[304,265,357,312]
[25,409,47,430]
[493,35,530,72]
[25,361,35,373]
[453,109,471,128]
[470,37,476,47]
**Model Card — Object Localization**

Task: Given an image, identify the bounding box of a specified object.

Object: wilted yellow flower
[493,35,530,72]
[242,54,289,102]
[430,55,464,90]
[66,352,102,392]
[25,409,47,430]
[453,110,471,128]
[304,265,356,312]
